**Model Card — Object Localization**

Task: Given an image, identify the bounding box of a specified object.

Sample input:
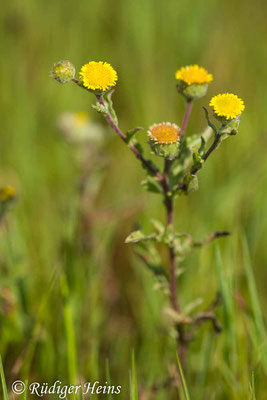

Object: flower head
[148,122,180,144]
[79,61,118,92]
[175,65,213,85]
[148,123,181,159]
[209,93,245,120]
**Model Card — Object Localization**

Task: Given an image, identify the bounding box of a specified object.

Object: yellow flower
[148,122,180,144]
[209,93,245,120]
[0,186,16,202]
[79,61,118,92]
[175,65,213,85]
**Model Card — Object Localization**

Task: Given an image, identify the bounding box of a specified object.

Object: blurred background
[1,0,267,398]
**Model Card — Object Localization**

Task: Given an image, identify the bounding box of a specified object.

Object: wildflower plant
[51,60,245,363]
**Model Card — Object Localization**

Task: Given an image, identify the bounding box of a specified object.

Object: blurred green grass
[1,0,267,398]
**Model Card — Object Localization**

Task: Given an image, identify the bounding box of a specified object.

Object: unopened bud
[50,60,75,84]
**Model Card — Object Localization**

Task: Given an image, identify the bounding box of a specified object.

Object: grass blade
[130,350,138,400]
[249,371,256,400]
[242,236,266,339]
[105,359,113,400]
[61,276,78,384]
[242,235,267,370]
[23,380,28,400]
[176,352,191,400]
[0,355,9,400]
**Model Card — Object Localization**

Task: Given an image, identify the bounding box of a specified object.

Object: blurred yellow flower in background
[0,186,16,202]
[57,111,106,145]
[73,111,90,126]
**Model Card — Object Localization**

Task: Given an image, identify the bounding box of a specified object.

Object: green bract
[149,140,180,160]
[218,115,241,135]
[177,80,209,100]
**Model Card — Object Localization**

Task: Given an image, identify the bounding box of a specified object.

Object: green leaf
[198,136,206,157]
[130,350,139,400]
[150,219,165,235]
[135,143,145,157]
[176,352,191,400]
[182,174,199,193]
[125,127,144,146]
[173,232,192,259]
[105,360,113,400]
[191,151,204,173]
[136,241,162,266]
[188,175,198,192]
[242,235,267,344]
[203,107,218,135]
[125,230,156,243]
[134,242,168,293]
[141,175,163,194]
[103,89,118,125]
[171,159,184,176]
[183,298,203,316]
[168,160,186,190]
[0,355,8,400]
[91,103,106,114]
[161,224,174,245]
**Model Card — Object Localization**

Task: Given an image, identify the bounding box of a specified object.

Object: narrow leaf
[0,355,8,400]
[176,352,191,400]
[203,107,218,135]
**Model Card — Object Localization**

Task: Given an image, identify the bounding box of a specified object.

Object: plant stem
[96,95,163,182]
[202,134,221,162]
[191,134,221,175]
[180,99,193,139]
[163,160,179,311]
[163,160,187,365]
[175,133,223,194]
[95,90,189,363]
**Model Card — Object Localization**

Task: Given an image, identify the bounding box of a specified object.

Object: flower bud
[50,60,75,84]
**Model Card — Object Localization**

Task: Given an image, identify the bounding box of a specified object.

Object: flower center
[149,123,180,144]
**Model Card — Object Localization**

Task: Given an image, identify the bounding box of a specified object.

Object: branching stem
[96,94,163,182]
[176,133,223,193]
[163,159,187,365]
[191,134,222,175]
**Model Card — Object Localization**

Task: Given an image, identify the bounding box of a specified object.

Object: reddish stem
[180,99,193,139]
[163,161,179,311]
[96,95,163,182]
[163,161,187,364]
